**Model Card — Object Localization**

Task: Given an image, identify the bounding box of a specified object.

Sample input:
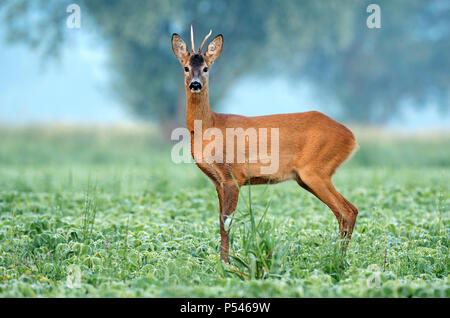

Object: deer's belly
[190,138,296,185]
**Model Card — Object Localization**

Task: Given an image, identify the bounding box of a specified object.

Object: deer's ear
[172,34,189,63]
[204,34,223,64]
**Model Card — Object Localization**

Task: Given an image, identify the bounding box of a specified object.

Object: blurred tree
[267,0,450,122]
[1,0,448,129]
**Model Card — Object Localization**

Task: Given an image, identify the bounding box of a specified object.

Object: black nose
[189,81,202,90]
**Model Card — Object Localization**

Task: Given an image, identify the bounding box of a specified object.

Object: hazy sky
[0,28,125,123]
[1,26,448,131]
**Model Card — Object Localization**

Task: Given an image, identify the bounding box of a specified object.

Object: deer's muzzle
[189,81,202,93]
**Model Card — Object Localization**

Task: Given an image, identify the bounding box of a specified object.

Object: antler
[190,25,195,53]
[199,29,212,54]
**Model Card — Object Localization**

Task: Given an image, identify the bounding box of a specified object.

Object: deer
[171,26,359,263]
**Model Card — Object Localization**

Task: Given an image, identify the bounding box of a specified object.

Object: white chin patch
[190,89,201,93]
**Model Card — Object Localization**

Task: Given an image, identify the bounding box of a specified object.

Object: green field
[0,125,448,297]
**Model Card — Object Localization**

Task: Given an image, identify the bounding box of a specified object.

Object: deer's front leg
[216,182,239,263]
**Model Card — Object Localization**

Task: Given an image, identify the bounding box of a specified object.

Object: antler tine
[190,25,195,53]
[199,29,212,54]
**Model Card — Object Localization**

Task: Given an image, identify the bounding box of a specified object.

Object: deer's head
[172,26,223,94]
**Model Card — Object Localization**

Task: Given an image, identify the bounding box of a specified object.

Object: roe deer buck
[171,26,359,263]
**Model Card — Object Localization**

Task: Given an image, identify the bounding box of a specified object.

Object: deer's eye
[203,67,208,72]
[184,67,189,72]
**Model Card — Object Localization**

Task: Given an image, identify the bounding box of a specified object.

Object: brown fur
[172,31,358,262]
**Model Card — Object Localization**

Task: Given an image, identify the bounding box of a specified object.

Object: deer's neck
[186,85,214,132]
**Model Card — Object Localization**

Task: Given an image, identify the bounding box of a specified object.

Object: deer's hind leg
[295,168,358,241]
